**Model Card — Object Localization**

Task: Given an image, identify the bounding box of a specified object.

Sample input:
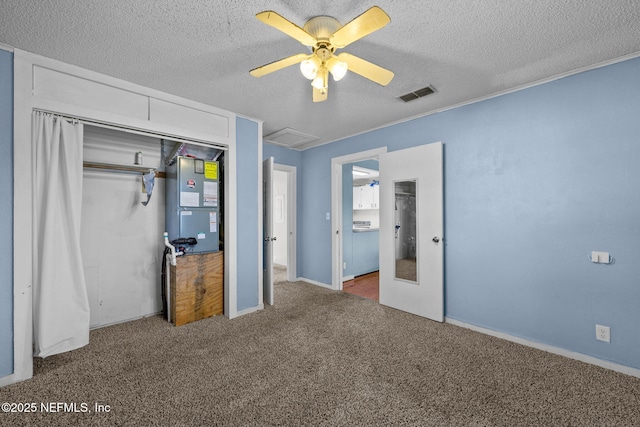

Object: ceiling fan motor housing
[303,16,341,48]
[300,16,342,86]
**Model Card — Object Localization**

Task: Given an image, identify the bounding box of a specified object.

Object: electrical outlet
[595,324,610,343]
[343,262,346,270]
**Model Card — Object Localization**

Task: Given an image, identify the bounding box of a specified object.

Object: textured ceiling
[2,1,640,149]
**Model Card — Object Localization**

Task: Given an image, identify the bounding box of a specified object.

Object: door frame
[330,147,387,290]
[274,163,297,281]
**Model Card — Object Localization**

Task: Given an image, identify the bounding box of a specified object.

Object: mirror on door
[394,180,417,282]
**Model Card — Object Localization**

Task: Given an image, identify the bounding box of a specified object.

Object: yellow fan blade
[337,53,394,86]
[256,11,317,47]
[250,53,308,78]
[313,86,328,102]
[330,6,390,48]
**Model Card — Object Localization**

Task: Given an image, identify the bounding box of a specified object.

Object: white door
[379,142,443,321]
[274,163,297,282]
[263,157,275,305]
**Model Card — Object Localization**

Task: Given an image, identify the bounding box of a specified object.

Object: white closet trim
[8,48,239,388]
[34,108,228,151]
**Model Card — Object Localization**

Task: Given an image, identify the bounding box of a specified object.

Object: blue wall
[352,231,379,276]
[263,143,303,170]
[236,117,260,311]
[0,49,14,378]
[296,56,640,370]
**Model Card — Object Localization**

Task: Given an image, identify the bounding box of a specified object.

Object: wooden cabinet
[353,185,380,210]
[170,251,224,326]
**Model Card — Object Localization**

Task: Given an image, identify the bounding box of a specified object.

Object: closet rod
[83,161,166,178]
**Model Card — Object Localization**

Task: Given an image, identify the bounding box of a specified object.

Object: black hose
[171,237,197,246]
[161,247,171,317]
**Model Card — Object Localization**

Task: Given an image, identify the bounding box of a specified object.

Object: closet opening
[81,125,227,329]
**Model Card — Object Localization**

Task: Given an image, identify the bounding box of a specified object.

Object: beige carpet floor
[273,264,288,284]
[1,280,639,426]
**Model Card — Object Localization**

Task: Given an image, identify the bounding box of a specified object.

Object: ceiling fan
[249,6,394,102]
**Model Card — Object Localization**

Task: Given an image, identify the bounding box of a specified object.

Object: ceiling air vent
[399,85,436,102]
[264,128,319,149]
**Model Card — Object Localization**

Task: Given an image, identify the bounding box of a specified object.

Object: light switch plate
[591,251,610,264]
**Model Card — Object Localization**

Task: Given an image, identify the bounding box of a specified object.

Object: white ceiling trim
[0,42,14,52]
[306,50,640,151]
[2,1,639,148]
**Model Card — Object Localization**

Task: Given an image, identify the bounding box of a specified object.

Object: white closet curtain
[32,111,90,358]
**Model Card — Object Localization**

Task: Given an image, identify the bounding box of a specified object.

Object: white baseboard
[342,275,355,282]
[90,311,163,330]
[233,304,264,319]
[446,318,640,379]
[297,277,333,289]
[0,373,22,387]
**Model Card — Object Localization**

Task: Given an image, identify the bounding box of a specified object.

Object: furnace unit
[165,156,220,253]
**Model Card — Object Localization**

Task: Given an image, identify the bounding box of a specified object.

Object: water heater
[165,156,220,253]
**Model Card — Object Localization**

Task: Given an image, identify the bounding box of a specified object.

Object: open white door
[379,142,443,321]
[263,157,275,305]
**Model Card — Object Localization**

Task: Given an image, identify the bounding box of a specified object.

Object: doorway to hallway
[330,147,387,291]
[273,164,296,282]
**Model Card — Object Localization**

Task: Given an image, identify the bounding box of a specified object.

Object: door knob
[432,236,440,243]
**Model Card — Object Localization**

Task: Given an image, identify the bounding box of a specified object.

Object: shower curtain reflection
[394,180,417,282]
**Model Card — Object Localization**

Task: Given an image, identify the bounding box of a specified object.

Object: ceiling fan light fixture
[300,56,321,80]
[252,7,393,101]
[311,67,329,90]
[328,59,348,81]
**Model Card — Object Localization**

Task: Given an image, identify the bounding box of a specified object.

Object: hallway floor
[343,271,379,301]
